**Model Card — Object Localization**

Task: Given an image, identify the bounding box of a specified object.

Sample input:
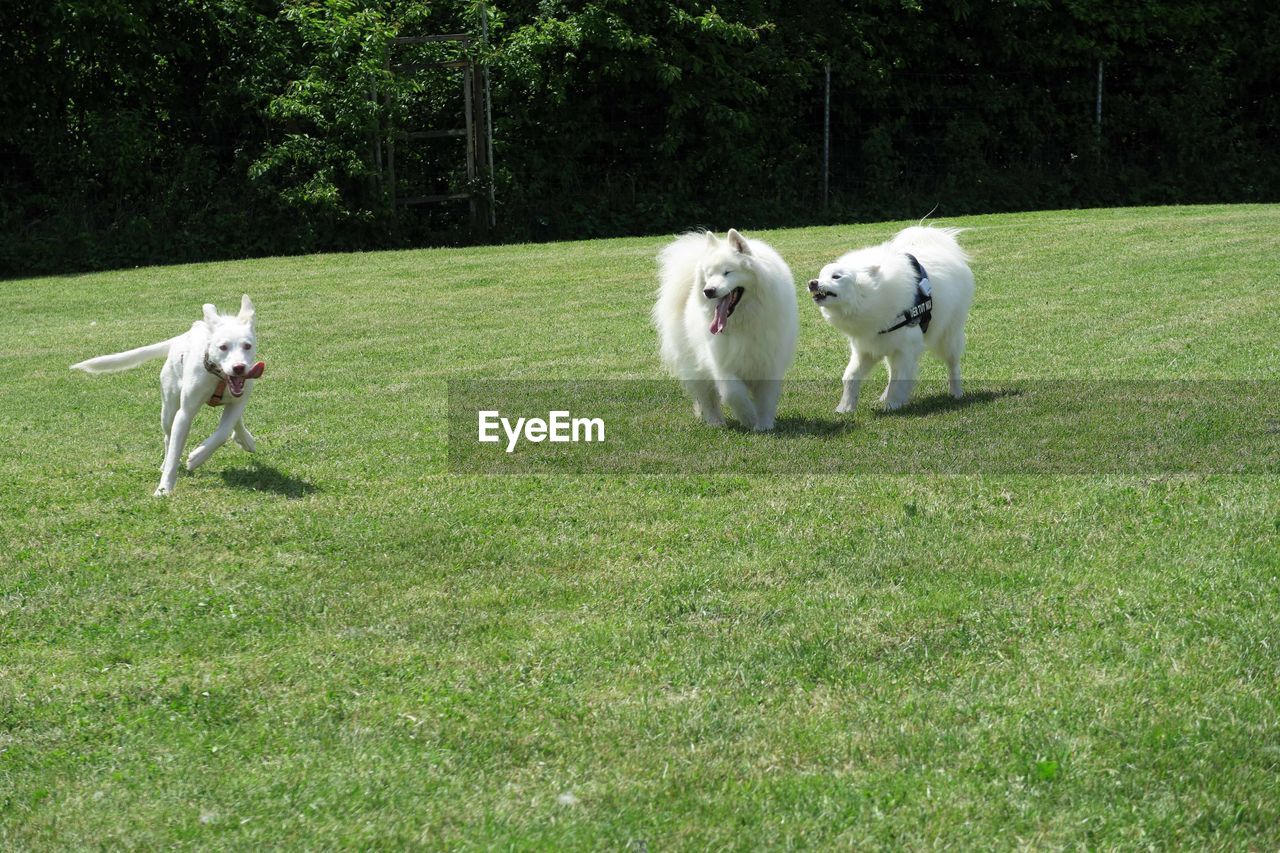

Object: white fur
[71,295,261,496]
[653,229,799,431]
[807,226,975,411]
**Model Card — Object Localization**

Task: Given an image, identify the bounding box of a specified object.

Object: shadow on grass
[772,415,861,437]
[220,463,317,498]
[871,387,1023,418]
[771,388,1020,435]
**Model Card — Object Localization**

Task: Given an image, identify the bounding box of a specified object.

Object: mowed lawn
[1,205,1278,847]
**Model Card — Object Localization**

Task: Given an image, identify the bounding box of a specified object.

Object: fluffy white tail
[70,339,174,374]
[653,232,706,321]
[891,225,970,261]
[652,232,710,368]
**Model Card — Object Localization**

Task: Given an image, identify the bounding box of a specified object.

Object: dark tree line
[2,0,1276,276]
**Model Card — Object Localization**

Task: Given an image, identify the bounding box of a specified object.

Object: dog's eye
[831,273,842,280]
[242,343,251,350]
[724,270,732,276]
[219,344,228,351]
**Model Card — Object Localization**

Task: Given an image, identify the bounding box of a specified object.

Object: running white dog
[808,227,974,412]
[71,295,263,496]
[654,229,798,431]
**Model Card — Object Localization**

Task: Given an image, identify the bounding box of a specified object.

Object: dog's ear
[726,229,752,255]
[238,294,256,328]
[202,303,219,326]
[704,231,719,250]
[866,265,880,280]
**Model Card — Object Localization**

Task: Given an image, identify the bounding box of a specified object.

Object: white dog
[654,229,798,431]
[71,295,263,496]
[808,226,974,412]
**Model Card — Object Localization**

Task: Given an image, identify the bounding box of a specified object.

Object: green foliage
[249,2,395,237]
[1,1,1277,274]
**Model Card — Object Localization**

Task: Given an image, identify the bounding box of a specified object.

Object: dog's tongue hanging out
[710,293,734,335]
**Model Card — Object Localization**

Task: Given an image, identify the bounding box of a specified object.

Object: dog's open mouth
[710,286,745,335]
[225,361,264,397]
[807,279,836,304]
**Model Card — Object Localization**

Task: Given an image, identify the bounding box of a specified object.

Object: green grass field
[2,205,1278,848]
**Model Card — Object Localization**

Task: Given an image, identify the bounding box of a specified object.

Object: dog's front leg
[685,379,724,426]
[187,400,247,471]
[750,379,782,432]
[883,347,921,411]
[233,415,256,452]
[716,377,758,430]
[156,402,200,496]
[837,347,875,414]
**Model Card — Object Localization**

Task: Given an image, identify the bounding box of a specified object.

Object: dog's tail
[70,339,175,374]
[892,225,970,262]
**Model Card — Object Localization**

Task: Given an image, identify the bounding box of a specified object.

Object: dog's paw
[835,400,856,414]
[153,486,171,497]
[753,420,775,433]
[235,434,256,453]
[882,398,907,411]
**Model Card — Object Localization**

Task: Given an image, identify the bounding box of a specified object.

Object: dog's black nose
[232,364,246,376]
[703,288,718,299]
[807,279,820,292]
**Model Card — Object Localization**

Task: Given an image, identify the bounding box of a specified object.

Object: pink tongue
[710,296,731,335]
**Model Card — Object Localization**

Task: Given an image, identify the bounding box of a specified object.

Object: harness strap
[879,253,933,335]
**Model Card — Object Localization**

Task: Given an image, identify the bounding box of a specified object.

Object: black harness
[879,253,933,335]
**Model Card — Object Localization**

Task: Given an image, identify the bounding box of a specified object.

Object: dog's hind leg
[686,379,724,426]
[157,402,200,496]
[160,394,177,468]
[187,402,245,472]
[942,329,966,399]
[233,416,256,453]
[716,377,758,430]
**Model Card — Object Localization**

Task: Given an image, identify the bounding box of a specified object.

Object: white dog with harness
[808,227,975,412]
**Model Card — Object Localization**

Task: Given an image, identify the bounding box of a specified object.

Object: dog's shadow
[773,387,1020,435]
[771,415,860,437]
[220,463,317,498]
[871,387,1022,418]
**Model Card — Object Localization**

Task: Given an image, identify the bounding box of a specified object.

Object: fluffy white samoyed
[653,229,799,431]
[808,226,975,412]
